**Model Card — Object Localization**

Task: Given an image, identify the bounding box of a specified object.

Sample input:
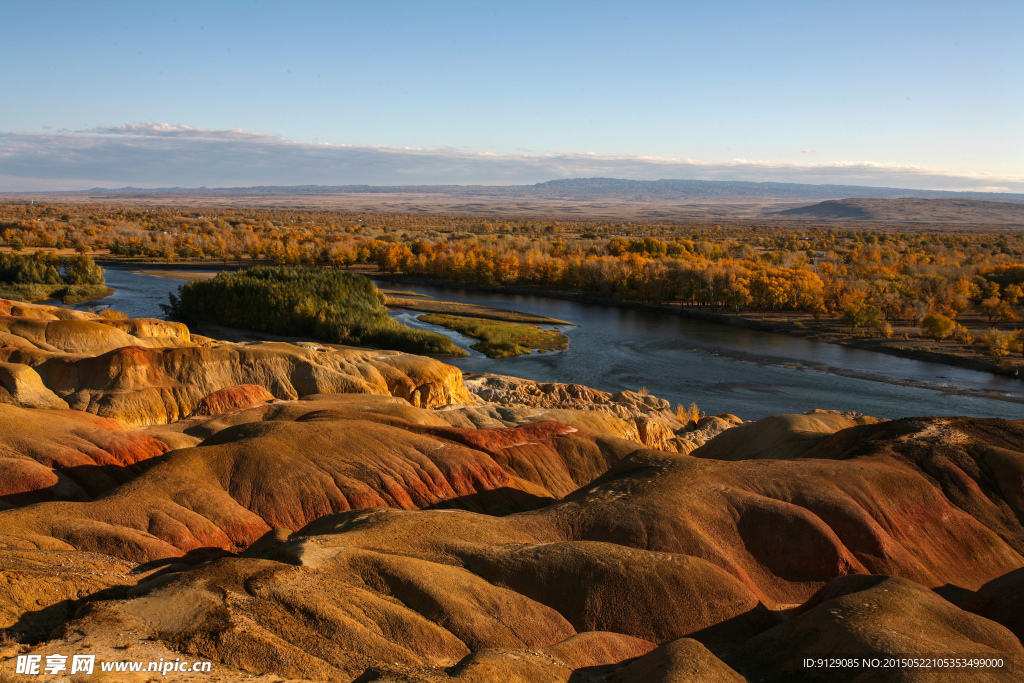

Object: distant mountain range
[67,177,1024,203]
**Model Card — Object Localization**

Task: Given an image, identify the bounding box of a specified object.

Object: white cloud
[1,123,1022,194]
[79,121,276,140]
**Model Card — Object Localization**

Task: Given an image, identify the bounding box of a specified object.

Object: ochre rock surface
[726,575,1024,682]
[0,548,146,641]
[456,373,740,453]
[752,415,1024,558]
[0,314,192,354]
[0,361,68,409]
[464,373,676,418]
[2,299,1024,682]
[24,413,1021,681]
[277,432,1024,610]
[0,299,473,426]
[963,568,1024,642]
[0,402,169,508]
[420,632,662,683]
[0,394,637,562]
[690,411,874,461]
[190,384,275,416]
[0,298,94,320]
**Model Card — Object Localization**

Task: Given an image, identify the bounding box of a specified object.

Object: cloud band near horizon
[2,122,1022,194]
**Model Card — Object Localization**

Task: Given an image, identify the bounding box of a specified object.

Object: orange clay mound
[0,403,169,508]
[725,575,1024,682]
[706,415,1024,558]
[190,384,275,416]
[0,548,147,642]
[0,298,474,426]
[689,411,874,461]
[24,413,1020,681]
[0,314,191,354]
[0,393,637,562]
[0,298,94,320]
[0,342,474,426]
[962,568,1024,642]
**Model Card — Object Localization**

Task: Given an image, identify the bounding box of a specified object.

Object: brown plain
[5,189,1023,225]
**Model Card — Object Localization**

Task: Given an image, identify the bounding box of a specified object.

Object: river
[81,267,1024,421]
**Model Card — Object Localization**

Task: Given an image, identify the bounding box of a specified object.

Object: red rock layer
[0,394,636,562]
[3,403,1024,681]
[190,384,275,416]
[0,403,170,508]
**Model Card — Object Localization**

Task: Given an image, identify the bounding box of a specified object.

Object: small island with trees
[0,251,111,304]
[162,266,465,356]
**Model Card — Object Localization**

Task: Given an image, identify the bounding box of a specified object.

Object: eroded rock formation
[460,373,740,453]
[0,300,473,425]
[0,298,1023,682]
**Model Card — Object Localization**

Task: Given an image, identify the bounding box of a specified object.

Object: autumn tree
[920,313,955,340]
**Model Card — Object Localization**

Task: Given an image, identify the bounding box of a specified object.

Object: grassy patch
[59,284,115,304]
[418,313,569,358]
[136,269,219,281]
[379,288,433,298]
[390,297,572,324]
[165,266,466,356]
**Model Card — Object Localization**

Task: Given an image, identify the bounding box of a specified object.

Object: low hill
[774,197,1024,224]
[527,178,1024,203]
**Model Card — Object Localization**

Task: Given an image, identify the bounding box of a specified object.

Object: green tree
[920,313,955,340]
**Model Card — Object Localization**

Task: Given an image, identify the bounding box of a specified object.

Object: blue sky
[1,0,1022,191]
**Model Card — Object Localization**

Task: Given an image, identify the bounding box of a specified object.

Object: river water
[81,267,1024,421]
